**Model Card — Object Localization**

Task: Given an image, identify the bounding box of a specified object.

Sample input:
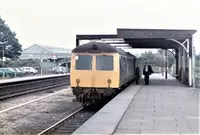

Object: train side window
[96,55,113,70]
[75,55,92,70]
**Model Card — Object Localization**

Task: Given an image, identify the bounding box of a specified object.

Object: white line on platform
[0,88,71,114]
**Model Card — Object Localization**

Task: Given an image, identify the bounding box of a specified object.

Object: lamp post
[1,48,5,78]
[2,49,5,68]
[0,45,6,67]
[162,49,165,76]
[0,42,10,67]
[52,54,57,72]
[0,44,11,78]
[40,49,45,75]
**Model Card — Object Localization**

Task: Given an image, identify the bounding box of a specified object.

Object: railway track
[38,100,111,135]
[0,75,70,100]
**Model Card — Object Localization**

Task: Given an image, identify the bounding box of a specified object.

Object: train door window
[120,56,122,71]
[121,56,125,72]
[96,55,113,70]
[75,55,92,70]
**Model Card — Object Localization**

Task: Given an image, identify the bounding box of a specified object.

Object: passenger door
[70,54,94,87]
[94,54,119,88]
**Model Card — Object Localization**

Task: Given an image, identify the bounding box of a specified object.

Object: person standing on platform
[143,62,154,85]
[135,65,140,84]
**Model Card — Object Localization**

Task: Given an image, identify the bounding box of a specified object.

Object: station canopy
[76,29,197,50]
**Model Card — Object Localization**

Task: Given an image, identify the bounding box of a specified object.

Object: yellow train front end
[70,53,120,88]
[70,43,120,105]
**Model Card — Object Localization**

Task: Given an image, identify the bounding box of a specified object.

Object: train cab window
[96,55,113,70]
[75,55,92,70]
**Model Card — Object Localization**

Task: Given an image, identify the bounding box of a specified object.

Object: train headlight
[108,79,112,84]
[76,79,80,83]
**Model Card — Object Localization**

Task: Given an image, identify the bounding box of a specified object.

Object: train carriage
[70,42,136,105]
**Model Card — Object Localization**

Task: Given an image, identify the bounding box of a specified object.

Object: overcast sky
[0,0,199,54]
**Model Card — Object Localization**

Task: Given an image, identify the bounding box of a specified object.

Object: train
[70,42,137,106]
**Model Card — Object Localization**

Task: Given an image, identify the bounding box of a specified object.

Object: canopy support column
[192,47,196,88]
[188,38,193,87]
[175,49,179,79]
[165,50,168,79]
[167,38,193,86]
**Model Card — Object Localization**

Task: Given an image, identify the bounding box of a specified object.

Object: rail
[0,74,70,100]
[38,107,84,135]
[37,101,109,135]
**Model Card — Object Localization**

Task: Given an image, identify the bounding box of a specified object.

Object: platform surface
[73,74,199,135]
[0,73,69,84]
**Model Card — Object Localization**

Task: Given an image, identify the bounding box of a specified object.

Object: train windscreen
[75,55,92,70]
[96,55,113,70]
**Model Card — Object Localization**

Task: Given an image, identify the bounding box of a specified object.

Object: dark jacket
[135,67,140,76]
[143,65,153,75]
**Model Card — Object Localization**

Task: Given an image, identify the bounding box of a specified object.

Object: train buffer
[72,73,199,135]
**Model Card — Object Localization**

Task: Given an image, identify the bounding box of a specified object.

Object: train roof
[72,42,118,53]
[72,42,136,58]
[116,48,136,58]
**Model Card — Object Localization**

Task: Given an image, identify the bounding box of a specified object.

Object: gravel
[0,88,82,134]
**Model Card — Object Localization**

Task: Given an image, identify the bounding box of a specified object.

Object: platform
[0,73,69,85]
[72,74,199,135]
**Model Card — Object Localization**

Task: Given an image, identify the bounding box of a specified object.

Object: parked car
[0,68,15,78]
[11,68,24,77]
[0,70,5,78]
[14,67,23,72]
[14,68,25,75]
[50,66,67,74]
[20,67,38,75]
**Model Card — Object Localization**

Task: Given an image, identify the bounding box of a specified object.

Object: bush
[0,59,40,68]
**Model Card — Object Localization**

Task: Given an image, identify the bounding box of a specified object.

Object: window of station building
[75,55,92,70]
[96,55,113,70]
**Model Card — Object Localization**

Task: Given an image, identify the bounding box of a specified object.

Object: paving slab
[114,74,199,135]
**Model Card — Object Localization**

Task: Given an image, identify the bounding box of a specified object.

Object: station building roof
[20,44,71,60]
[25,44,71,54]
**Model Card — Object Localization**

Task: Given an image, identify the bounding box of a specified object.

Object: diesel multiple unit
[70,42,137,105]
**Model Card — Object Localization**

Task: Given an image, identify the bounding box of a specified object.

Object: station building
[20,44,72,73]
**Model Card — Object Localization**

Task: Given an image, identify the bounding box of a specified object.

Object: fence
[0,59,70,80]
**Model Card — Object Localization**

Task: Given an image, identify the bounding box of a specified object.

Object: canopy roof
[76,28,197,50]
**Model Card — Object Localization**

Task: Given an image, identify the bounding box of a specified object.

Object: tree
[0,16,22,59]
[140,51,157,65]
[139,49,175,68]
[156,49,175,68]
[140,51,164,67]
[167,51,175,68]
[0,59,41,68]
